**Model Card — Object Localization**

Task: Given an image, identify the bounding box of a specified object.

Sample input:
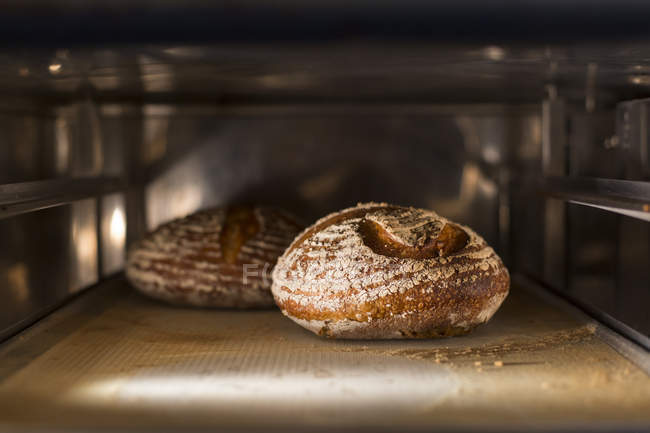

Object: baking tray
[0,276,648,432]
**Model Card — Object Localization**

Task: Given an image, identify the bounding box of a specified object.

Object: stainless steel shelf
[541,176,650,221]
[0,276,648,432]
[0,177,124,219]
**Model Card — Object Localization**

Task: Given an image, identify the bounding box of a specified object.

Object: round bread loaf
[126,206,303,308]
[271,202,510,338]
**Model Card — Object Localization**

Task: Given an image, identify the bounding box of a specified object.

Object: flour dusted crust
[271,203,510,338]
[126,206,302,308]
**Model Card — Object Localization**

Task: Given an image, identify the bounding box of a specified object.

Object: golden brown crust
[126,205,303,308]
[277,263,509,324]
[271,202,510,339]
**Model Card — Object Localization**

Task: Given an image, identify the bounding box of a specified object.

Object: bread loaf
[126,206,303,308]
[271,202,509,338]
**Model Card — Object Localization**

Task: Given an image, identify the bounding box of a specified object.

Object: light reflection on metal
[629,75,650,85]
[482,145,500,164]
[162,46,205,58]
[630,65,650,72]
[434,163,497,221]
[70,199,98,292]
[139,58,174,92]
[55,118,70,175]
[74,224,96,268]
[101,194,126,276]
[455,117,481,155]
[483,46,505,61]
[456,116,503,164]
[86,100,105,177]
[142,118,168,164]
[571,201,650,222]
[110,208,126,245]
[48,63,62,74]
[147,176,204,230]
[6,263,29,305]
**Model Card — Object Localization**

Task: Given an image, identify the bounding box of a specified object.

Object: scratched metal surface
[0,278,648,432]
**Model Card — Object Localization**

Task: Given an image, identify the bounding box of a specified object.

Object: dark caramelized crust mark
[432,223,470,257]
[219,206,260,264]
[359,218,469,259]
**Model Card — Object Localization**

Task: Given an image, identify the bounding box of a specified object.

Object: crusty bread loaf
[271,202,509,338]
[126,206,303,308]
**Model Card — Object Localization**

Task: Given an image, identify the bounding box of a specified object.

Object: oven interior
[0,22,649,433]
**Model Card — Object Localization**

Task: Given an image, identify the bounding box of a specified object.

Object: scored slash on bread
[271,202,510,339]
[126,205,303,308]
